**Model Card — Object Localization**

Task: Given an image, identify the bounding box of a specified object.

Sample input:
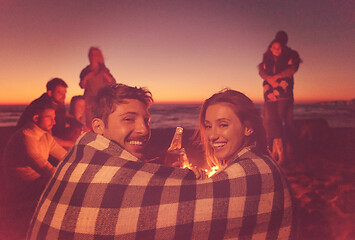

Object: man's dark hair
[25,98,56,123]
[92,84,153,125]
[46,78,68,91]
[275,30,288,47]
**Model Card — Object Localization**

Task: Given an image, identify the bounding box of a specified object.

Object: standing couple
[28,83,296,239]
[259,31,301,164]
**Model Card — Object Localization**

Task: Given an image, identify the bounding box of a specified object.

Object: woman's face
[89,49,104,65]
[73,99,85,119]
[270,42,282,57]
[204,103,247,163]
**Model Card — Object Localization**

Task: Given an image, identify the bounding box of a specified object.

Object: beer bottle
[165,127,190,168]
[167,127,183,152]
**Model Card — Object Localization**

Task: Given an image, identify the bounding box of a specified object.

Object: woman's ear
[244,121,254,136]
[92,118,105,135]
[245,127,254,136]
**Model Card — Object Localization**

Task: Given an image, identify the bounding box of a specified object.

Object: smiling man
[90,85,151,160]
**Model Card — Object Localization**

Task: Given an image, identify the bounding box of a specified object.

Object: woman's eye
[220,123,228,128]
[204,125,212,129]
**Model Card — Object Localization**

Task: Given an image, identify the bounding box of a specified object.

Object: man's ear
[92,118,105,135]
[47,90,53,97]
[32,114,39,124]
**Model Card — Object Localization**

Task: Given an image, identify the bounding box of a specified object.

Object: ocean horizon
[0,103,354,129]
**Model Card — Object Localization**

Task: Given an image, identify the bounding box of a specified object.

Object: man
[28,84,295,239]
[17,78,82,148]
[2,100,67,238]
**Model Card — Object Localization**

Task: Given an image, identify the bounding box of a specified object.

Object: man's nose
[136,119,149,135]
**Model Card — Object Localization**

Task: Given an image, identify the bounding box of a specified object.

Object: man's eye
[220,123,228,128]
[123,118,134,122]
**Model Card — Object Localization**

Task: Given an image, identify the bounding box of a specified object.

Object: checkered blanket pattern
[27,132,295,239]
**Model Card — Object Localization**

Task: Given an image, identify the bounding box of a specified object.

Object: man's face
[49,85,67,105]
[102,99,151,159]
[34,108,56,132]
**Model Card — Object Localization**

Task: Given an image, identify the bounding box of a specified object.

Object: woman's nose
[207,127,218,141]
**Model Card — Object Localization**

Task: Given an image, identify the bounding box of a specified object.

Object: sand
[0,125,354,239]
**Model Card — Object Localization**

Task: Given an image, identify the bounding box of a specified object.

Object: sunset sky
[1,0,354,104]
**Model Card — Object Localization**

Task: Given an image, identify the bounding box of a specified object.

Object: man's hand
[266,75,280,88]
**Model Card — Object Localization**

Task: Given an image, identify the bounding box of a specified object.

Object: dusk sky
[1,0,354,104]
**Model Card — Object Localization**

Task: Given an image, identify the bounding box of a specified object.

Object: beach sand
[0,125,354,239]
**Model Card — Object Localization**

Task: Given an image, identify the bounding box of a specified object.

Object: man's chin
[129,151,144,159]
[126,145,146,159]
[54,100,65,105]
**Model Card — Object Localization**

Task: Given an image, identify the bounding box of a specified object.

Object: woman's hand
[79,71,96,88]
[170,161,208,179]
[191,167,208,180]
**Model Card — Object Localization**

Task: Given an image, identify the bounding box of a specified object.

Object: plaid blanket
[28,132,295,239]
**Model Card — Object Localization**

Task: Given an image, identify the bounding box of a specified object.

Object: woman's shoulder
[229,148,280,174]
[79,65,92,78]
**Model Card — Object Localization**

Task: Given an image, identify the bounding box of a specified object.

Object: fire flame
[178,150,219,178]
[181,161,192,169]
[205,166,219,178]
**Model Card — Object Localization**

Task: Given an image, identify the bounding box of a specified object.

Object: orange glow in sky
[0,1,354,105]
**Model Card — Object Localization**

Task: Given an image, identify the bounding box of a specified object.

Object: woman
[79,47,116,129]
[69,95,86,125]
[197,89,296,238]
[258,39,300,164]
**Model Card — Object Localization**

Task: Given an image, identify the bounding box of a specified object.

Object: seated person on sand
[2,100,67,214]
[67,95,90,140]
[17,78,82,148]
[69,95,86,126]
[28,85,295,239]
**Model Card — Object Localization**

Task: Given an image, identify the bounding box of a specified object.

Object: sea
[0,103,354,129]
